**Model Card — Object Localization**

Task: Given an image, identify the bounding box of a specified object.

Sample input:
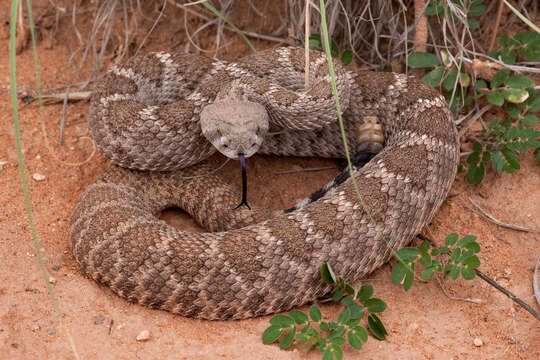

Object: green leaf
[322,348,333,360]
[491,70,510,88]
[491,151,506,173]
[309,34,323,50]
[506,103,520,119]
[445,233,458,246]
[461,267,476,280]
[364,298,387,313]
[280,326,296,349]
[309,306,322,322]
[419,253,432,268]
[468,5,485,16]
[443,69,458,91]
[499,34,509,47]
[421,267,437,280]
[460,73,471,88]
[330,335,345,346]
[503,87,529,104]
[463,255,481,269]
[450,247,461,262]
[349,304,364,320]
[367,314,387,340]
[396,248,420,262]
[422,67,445,87]
[337,308,350,324]
[341,296,354,307]
[356,284,374,302]
[403,264,415,291]
[408,52,441,68]
[522,114,538,126]
[320,321,329,331]
[289,310,308,324]
[475,79,488,90]
[341,50,353,66]
[419,241,430,253]
[525,93,540,112]
[331,40,339,58]
[344,284,355,295]
[505,75,534,89]
[449,265,460,280]
[439,246,450,254]
[467,18,479,29]
[270,314,294,328]
[332,344,343,360]
[500,49,516,65]
[356,326,368,342]
[500,147,520,169]
[425,4,444,16]
[348,331,363,349]
[262,325,283,344]
[466,163,485,184]
[457,235,477,248]
[320,263,335,284]
[391,262,407,285]
[486,91,504,106]
[465,241,481,253]
[332,289,344,302]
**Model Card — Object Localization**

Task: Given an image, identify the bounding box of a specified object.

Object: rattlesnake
[71,47,459,320]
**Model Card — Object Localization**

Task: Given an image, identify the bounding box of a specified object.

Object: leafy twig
[417,234,540,323]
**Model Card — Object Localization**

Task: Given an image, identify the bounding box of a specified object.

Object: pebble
[92,314,105,325]
[31,324,40,332]
[473,337,483,347]
[0,160,8,170]
[32,173,46,181]
[48,276,56,285]
[52,265,60,271]
[47,328,56,335]
[136,330,151,342]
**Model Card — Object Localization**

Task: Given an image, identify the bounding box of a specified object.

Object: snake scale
[71,47,459,320]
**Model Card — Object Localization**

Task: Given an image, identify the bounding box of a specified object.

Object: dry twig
[469,197,540,233]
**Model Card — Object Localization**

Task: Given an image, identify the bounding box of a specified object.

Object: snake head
[200,101,269,159]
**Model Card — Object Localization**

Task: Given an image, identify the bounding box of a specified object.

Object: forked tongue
[235,153,251,210]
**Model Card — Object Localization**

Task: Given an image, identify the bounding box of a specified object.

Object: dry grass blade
[534,253,540,307]
[469,197,540,233]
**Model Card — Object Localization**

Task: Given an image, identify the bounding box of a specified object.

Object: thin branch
[475,269,540,322]
[458,105,492,137]
[436,275,486,304]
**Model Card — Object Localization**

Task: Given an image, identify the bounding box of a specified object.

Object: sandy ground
[1,1,540,359]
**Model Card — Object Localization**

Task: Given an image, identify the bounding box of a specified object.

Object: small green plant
[425,0,486,29]
[407,30,540,184]
[392,234,481,290]
[489,32,540,64]
[262,264,387,359]
[308,34,353,66]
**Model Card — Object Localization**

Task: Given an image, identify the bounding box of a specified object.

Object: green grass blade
[200,1,257,52]
[318,0,414,278]
[502,0,540,34]
[10,0,62,316]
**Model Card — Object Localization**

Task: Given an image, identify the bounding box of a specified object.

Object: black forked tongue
[235,153,251,210]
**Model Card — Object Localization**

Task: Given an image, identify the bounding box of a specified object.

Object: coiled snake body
[71,47,459,319]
